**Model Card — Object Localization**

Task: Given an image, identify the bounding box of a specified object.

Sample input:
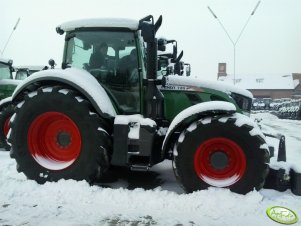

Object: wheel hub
[28,112,81,170]
[57,131,71,148]
[194,137,246,187]
[210,151,229,170]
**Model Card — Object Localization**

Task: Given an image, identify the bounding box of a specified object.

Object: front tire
[10,86,111,184]
[173,114,270,194]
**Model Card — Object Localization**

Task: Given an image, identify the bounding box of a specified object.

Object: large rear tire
[0,104,14,151]
[173,114,270,194]
[10,86,111,184]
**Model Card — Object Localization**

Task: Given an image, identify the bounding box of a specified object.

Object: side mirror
[157,38,167,51]
[158,45,166,52]
[139,15,162,42]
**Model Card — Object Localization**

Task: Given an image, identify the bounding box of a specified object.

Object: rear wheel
[10,86,111,184]
[0,104,14,151]
[173,114,270,194]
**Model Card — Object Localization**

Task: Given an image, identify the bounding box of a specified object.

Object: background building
[217,63,301,99]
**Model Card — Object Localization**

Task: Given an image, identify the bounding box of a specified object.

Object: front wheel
[10,86,111,184]
[173,114,270,194]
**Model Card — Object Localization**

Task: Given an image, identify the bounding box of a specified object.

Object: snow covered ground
[0,113,300,226]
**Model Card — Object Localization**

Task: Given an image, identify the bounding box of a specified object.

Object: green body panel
[161,87,241,122]
[0,83,18,101]
[0,61,16,101]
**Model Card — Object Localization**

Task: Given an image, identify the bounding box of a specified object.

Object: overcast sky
[1,0,301,80]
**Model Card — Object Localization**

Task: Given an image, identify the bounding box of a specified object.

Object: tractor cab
[59,23,145,114]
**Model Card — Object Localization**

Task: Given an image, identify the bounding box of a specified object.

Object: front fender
[162,101,236,153]
[12,68,116,118]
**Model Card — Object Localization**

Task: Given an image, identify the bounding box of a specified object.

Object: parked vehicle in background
[289,100,301,119]
[269,99,282,111]
[262,98,272,110]
[252,98,266,111]
[0,58,21,100]
[277,99,301,120]
[14,65,48,80]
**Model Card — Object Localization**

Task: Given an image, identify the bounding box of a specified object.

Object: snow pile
[1,113,301,225]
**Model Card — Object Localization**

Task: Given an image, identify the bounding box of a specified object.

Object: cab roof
[57,18,139,33]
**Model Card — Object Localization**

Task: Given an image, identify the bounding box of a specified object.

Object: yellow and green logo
[267,206,298,225]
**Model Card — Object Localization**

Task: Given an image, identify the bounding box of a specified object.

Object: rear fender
[12,68,116,119]
[162,101,236,156]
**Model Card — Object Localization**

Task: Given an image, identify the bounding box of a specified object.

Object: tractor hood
[162,75,253,99]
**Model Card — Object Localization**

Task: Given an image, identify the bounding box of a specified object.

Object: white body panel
[12,68,116,117]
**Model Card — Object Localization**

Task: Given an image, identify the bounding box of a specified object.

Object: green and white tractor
[8,15,301,195]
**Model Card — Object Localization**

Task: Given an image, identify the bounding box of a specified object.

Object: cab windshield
[64,31,141,114]
[0,62,12,80]
[15,70,29,80]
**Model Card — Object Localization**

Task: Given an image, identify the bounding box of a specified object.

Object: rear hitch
[263,133,301,195]
[264,168,290,192]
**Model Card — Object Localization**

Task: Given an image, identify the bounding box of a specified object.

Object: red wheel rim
[28,112,81,170]
[3,117,11,138]
[194,137,246,187]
